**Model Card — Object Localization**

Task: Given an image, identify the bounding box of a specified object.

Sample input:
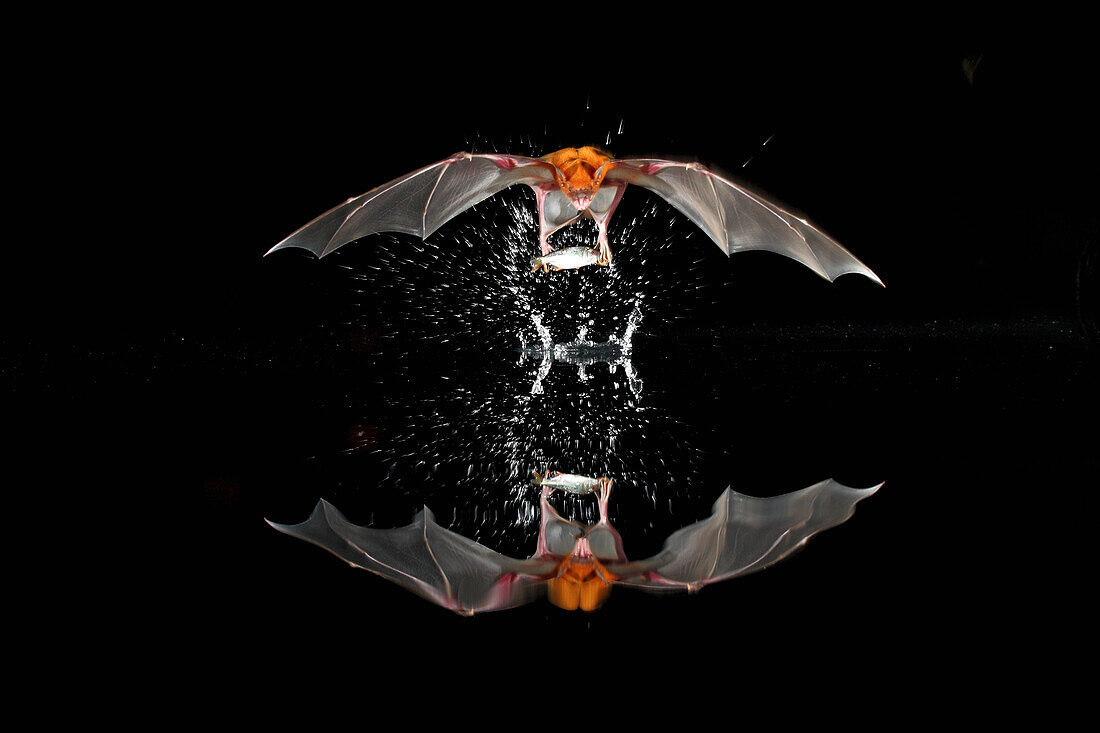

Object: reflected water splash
[520,304,643,395]
[268,477,881,615]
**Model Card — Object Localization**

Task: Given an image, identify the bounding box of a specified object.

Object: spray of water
[321,144,718,552]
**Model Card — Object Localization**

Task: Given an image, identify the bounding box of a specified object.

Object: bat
[267,478,881,614]
[267,146,883,284]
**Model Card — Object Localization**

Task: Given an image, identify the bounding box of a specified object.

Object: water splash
[531,313,554,352]
[316,161,718,553]
[520,303,643,396]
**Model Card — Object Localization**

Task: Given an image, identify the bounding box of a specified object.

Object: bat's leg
[597,478,613,523]
[587,182,626,266]
[596,223,613,266]
[531,185,556,255]
[528,186,551,254]
[534,484,559,558]
[532,184,582,255]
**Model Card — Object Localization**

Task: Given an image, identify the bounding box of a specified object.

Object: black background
[12,33,1097,706]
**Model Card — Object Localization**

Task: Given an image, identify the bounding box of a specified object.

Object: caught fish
[529,246,605,273]
[531,469,611,495]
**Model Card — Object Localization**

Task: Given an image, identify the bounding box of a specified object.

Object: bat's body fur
[540,146,614,206]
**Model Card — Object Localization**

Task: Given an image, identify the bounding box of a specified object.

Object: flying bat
[266,146,883,284]
[267,476,881,614]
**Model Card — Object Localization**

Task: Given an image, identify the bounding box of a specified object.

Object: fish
[267,146,883,284]
[529,246,604,273]
[530,469,610,495]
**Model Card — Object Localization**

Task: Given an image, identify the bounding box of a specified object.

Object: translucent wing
[609,479,881,591]
[267,153,554,258]
[267,500,555,615]
[606,159,883,284]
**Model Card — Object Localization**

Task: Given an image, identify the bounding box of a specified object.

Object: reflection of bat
[267,478,881,615]
[267,501,556,615]
[267,146,882,284]
[607,481,883,592]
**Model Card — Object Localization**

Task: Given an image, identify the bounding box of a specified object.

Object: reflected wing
[267,153,554,258]
[606,159,882,284]
[268,500,555,615]
[610,479,881,592]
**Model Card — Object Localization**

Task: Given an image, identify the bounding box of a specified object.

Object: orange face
[546,555,615,612]
[541,146,614,205]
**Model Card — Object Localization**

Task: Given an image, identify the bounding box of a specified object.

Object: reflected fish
[530,246,605,273]
[531,469,611,495]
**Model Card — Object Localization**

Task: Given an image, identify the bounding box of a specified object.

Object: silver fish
[530,246,606,273]
[531,469,611,495]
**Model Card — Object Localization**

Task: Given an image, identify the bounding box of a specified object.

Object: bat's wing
[605,159,883,285]
[266,153,554,258]
[609,479,881,592]
[267,500,556,615]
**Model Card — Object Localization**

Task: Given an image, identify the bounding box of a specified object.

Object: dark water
[84,202,1096,682]
[15,47,1096,696]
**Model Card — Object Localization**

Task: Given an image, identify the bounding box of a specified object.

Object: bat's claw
[597,478,613,515]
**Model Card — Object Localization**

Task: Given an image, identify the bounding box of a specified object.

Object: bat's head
[547,555,615,612]
[541,146,615,210]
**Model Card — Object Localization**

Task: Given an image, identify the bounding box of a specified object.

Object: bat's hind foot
[597,242,613,267]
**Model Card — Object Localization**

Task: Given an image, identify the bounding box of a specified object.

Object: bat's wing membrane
[606,159,882,284]
[267,153,554,258]
[610,479,881,591]
[268,500,555,615]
